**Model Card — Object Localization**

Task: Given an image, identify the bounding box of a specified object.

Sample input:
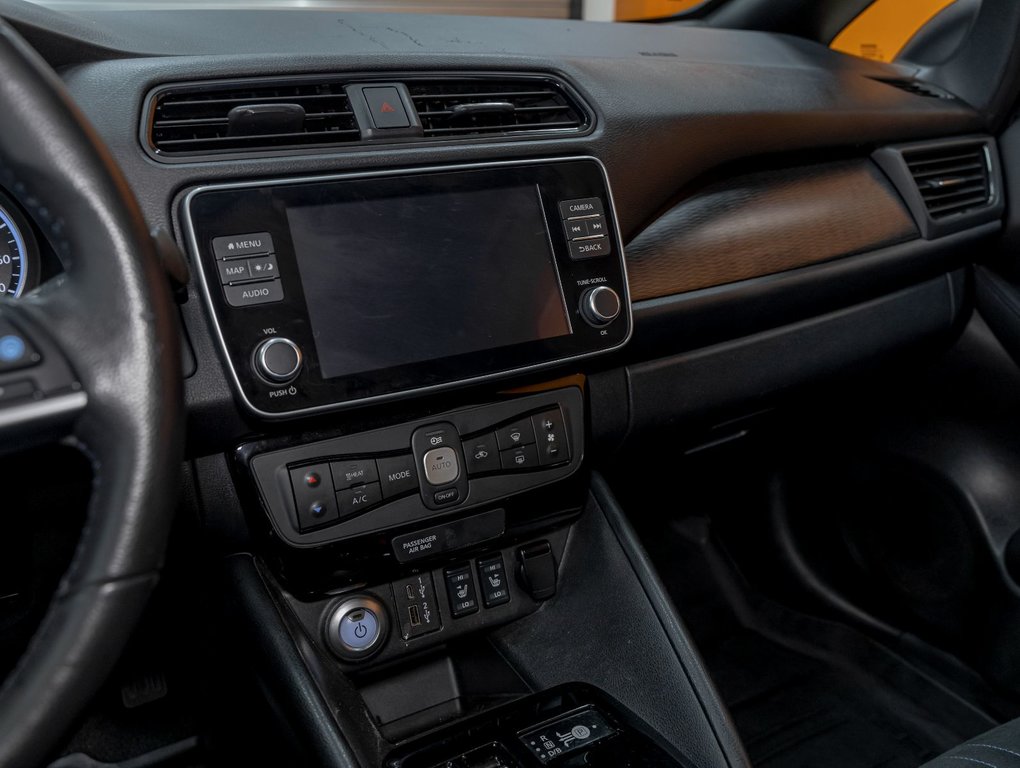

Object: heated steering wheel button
[330,458,379,489]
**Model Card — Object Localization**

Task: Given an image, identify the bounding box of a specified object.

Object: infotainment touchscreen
[184,157,631,417]
[286,184,572,380]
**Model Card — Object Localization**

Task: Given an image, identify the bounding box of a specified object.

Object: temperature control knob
[253,337,302,384]
[579,286,621,327]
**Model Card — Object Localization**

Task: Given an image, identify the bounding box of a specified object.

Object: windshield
[23,0,710,21]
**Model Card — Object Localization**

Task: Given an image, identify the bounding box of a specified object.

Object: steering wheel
[0,22,182,768]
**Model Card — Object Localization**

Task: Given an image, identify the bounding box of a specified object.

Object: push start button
[339,608,379,651]
[324,596,388,661]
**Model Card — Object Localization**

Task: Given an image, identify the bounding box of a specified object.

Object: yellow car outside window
[831,0,960,62]
[615,0,707,21]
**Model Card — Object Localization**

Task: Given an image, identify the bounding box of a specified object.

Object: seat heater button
[444,565,479,618]
[423,446,460,486]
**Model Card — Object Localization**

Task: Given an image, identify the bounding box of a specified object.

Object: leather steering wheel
[0,22,182,768]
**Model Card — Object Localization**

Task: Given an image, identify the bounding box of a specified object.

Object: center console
[184,157,742,768]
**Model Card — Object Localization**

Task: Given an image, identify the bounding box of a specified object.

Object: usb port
[405,584,414,600]
[408,605,421,627]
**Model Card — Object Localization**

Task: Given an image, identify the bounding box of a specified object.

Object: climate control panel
[248,388,584,548]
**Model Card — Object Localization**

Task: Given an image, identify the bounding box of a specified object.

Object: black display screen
[286,184,572,380]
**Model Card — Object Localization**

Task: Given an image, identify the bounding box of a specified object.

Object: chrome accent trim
[0,391,87,432]
[324,595,389,661]
[181,155,633,420]
[254,336,303,384]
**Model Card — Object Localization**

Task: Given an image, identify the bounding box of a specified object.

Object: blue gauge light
[0,205,28,298]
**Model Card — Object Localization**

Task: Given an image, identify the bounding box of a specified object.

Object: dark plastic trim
[624,273,961,439]
[590,473,751,768]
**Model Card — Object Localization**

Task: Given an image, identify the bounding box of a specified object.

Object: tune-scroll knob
[579,286,621,327]
[253,337,302,384]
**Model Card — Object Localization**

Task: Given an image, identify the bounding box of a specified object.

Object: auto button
[423,446,459,486]
[412,422,469,511]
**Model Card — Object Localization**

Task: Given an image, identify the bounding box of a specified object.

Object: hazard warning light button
[363,86,411,129]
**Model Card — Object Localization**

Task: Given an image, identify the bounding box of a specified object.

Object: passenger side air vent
[407,78,587,138]
[905,143,991,219]
[873,137,1003,239]
[147,78,361,157]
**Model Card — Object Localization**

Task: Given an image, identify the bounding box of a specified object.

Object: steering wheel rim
[0,21,182,768]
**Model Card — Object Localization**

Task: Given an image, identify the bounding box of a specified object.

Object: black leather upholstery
[0,21,182,768]
[923,719,1020,767]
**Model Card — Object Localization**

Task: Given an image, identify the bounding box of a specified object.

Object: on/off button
[423,446,460,486]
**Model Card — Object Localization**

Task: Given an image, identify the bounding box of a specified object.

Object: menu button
[212,232,275,260]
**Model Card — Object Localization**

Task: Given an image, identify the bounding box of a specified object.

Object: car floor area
[644,513,998,768]
[613,318,1020,768]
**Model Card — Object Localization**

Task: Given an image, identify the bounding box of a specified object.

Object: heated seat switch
[444,564,479,618]
[478,554,511,607]
[517,541,557,601]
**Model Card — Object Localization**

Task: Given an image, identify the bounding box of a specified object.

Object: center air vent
[148,78,360,157]
[407,78,587,138]
[873,137,1003,239]
[145,74,591,160]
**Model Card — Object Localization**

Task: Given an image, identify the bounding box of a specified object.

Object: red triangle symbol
[380,102,396,113]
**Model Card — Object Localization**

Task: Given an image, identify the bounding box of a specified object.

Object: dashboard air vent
[407,79,587,138]
[148,79,360,156]
[874,78,956,99]
[903,142,992,220]
[872,137,1003,239]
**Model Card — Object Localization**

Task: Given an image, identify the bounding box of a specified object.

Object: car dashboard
[0,2,1011,766]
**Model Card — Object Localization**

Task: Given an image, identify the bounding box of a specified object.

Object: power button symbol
[337,605,381,653]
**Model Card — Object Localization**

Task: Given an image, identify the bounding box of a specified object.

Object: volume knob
[253,337,302,384]
[579,286,621,327]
